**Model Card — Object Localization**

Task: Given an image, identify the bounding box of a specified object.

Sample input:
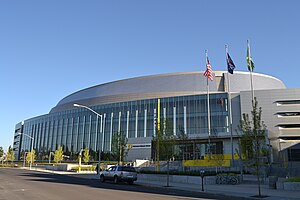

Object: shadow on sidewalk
[18,169,252,200]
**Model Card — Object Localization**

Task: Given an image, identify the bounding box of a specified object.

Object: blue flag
[226,52,235,74]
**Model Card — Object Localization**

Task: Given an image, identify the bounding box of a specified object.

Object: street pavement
[0,168,244,200]
[23,167,300,200]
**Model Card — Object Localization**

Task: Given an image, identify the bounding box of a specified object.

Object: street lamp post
[73,103,103,174]
[49,152,54,164]
[19,133,34,170]
[23,152,28,167]
[78,149,84,173]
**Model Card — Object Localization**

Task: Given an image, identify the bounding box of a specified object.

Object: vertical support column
[126,111,129,138]
[226,115,229,133]
[118,111,121,133]
[88,115,92,149]
[163,107,166,135]
[43,121,47,151]
[153,108,157,137]
[184,106,187,134]
[109,113,113,152]
[157,99,161,131]
[82,116,86,149]
[32,124,36,150]
[58,120,62,148]
[76,117,80,152]
[49,122,53,151]
[45,122,50,152]
[135,110,138,138]
[52,120,55,151]
[173,107,176,135]
[39,122,44,152]
[43,122,48,152]
[95,115,98,150]
[69,118,74,152]
[144,109,147,137]
[102,113,106,152]
[156,99,161,172]
[64,118,69,148]
[36,123,40,152]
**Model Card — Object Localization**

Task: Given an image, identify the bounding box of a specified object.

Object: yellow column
[156,99,161,171]
[157,99,160,131]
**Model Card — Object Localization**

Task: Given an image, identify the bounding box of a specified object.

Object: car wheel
[100,175,105,183]
[230,177,238,185]
[127,180,134,185]
[113,176,118,184]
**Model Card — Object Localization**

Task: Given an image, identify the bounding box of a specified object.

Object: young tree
[26,149,36,165]
[83,148,90,164]
[153,119,176,171]
[211,153,225,169]
[5,146,15,163]
[177,127,188,161]
[160,119,176,161]
[153,119,176,186]
[0,146,3,158]
[239,97,268,197]
[54,146,64,163]
[111,131,128,165]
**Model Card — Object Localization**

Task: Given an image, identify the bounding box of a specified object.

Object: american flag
[204,57,213,81]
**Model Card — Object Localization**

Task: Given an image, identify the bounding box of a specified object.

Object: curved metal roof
[50,71,285,113]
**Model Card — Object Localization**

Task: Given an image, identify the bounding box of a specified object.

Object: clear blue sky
[1,0,300,151]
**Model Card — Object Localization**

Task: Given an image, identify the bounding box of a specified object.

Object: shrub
[71,166,96,172]
[285,177,300,182]
[139,169,242,177]
[0,163,19,168]
[139,170,216,176]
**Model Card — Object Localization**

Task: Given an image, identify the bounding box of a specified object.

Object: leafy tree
[211,152,225,172]
[83,148,90,164]
[160,119,176,161]
[26,149,36,164]
[89,149,97,161]
[5,146,15,163]
[153,119,176,171]
[177,127,188,160]
[54,146,64,163]
[0,146,3,158]
[238,97,268,197]
[153,119,176,186]
[111,131,128,165]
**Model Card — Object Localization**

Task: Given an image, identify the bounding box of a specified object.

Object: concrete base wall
[137,174,216,185]
[283,182,300,191]
[45,164,90,171]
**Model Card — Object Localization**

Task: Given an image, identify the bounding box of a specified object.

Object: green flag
[246,46,255,72]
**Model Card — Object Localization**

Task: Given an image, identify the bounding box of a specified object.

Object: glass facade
[19,93,229,160]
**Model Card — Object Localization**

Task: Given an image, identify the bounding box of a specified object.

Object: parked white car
[100,165,137,185]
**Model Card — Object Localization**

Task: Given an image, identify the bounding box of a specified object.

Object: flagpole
[226,45,234,165]
[205,49,211,156]
[247,40,255,104]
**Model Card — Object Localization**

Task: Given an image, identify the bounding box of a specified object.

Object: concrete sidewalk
[23,167,300,200]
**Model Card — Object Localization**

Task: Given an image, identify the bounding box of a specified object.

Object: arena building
[13,71,300,167]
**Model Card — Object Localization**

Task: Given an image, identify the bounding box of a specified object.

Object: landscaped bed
[283,177,300,191]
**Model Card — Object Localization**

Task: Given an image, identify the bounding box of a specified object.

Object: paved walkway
[22,167,300,200]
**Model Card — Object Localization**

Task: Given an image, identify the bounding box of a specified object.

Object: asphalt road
[0,168,241,200]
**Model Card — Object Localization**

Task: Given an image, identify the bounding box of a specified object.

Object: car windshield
[118,166,136,172]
